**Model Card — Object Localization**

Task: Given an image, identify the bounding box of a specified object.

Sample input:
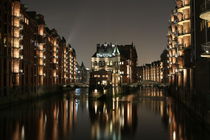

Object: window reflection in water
[0,88,209,140]
[89,99,138,140]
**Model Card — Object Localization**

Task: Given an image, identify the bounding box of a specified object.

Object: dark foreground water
[0,88,209,140]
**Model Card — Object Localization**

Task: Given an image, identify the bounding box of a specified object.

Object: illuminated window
[24,18,29,25]
[38,25,45,36]
[13,17,20,27]
[38,67,43,75]
[102,80,107,85]
[14,28,20,38]
[39,59,43,65]
[53,58,56,63]
[12,60,19,73]
[39,51,43,58]
[13,38,20,48]
[39,44,44,51]
[12,2,20,17]
[53,71,56,77]
[13,49,19,58]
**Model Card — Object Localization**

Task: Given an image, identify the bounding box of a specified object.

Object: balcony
[178,32,191,38]
[201,43,210,58]
[12,14,21,19]
[200,11,210,21]
[177,19,190,25]
[177,5,190,13]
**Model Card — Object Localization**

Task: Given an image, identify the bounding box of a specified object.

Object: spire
[81,62,84,66]
[113,46,120,56]
[81,62,85,68]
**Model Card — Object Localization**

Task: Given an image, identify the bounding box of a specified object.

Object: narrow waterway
[0,88,209,140]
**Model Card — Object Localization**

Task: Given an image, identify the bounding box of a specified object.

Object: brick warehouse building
[135,0,210,123]
[137,61,162,83]
[166,0,210,122]
[90,43,137,90]
[0,0,77,96]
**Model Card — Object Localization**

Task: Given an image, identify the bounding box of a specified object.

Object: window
[110,61,113,66]
[99,61,102,66]
[94,61,97,66]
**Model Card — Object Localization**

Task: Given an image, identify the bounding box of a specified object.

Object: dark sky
[22,0,175,67]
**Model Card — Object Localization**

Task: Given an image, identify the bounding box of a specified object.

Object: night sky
[22,0,175,67]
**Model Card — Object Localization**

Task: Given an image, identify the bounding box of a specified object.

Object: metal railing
[200,0,210,13]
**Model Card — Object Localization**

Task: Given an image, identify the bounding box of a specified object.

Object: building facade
[160,49,169,84]
[136,66,143,82]
[0,0,77,96]
[167,0,192,101]
[89,43,137,89]
[138,61,162,83]
[76,62,89,84]
[166,0,210,121]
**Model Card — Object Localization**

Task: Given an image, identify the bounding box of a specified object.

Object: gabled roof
[92,43,120,58]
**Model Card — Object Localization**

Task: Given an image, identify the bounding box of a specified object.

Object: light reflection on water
[0,88,209,140]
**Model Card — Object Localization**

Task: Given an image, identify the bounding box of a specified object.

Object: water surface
[0,88,209,140]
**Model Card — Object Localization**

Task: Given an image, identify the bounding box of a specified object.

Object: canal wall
[168,86,210,126]
[0,83,89,109]
[0,85,63,109]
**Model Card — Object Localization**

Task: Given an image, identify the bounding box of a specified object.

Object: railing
[200,1,210,21]
[176,0,190,9]
[178,31,191,36]
[200,0,210,14]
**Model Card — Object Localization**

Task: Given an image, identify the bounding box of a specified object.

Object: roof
[92,43,120,58]
[92,43,137,60]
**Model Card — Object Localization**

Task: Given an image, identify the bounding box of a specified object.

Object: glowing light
[173,131,176,140]
[21,126,25,140]
[94,102,98,113]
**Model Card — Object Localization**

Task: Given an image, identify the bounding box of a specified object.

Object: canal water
[0,88,209,140]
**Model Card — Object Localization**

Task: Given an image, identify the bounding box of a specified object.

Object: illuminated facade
[198,0,210,123]
[166,0,210,122]
[167,0,192,94]
[0,0,77,96]
[90,43,137,89]
[167,0,195,107]
[137,49,169,84]
[139,61,162,83]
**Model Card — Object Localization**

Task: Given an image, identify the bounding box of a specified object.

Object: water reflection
[0,88,209,140]
[89,99,137,140]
